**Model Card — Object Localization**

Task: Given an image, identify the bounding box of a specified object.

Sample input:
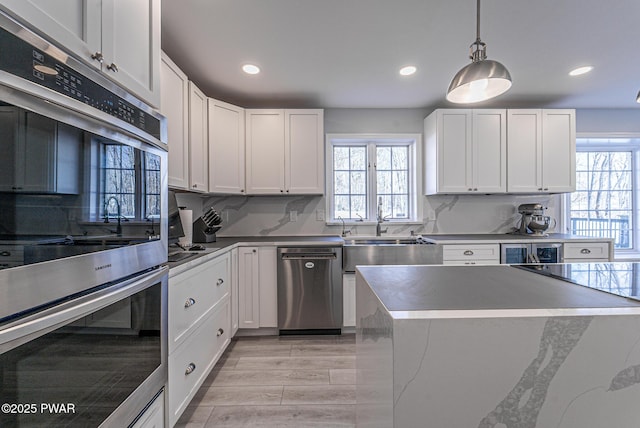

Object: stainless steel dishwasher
[277,246,343,334]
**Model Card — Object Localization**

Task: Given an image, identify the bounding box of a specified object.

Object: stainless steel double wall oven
[0,10,168,428]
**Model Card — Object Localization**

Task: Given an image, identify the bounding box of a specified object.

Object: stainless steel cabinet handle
[216,278,224,286]
[0,251,10,257]
[184,297,196,308]
[185,363,196,375]
[106,62,118,72]
[543,187,549,191]
[463,250,474,256]
[217,328,224,336]
[468,188,473,191]
[580,248,591,254]
[473,188,478,191]
[91,51,104,63]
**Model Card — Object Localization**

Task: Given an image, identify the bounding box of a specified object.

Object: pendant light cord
[476,0,481,42]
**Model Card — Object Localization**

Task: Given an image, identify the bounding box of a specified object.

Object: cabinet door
[131,390,163,428]
[208,99,246,194]
[0,0,101,69]
[188,81,208,192]
[230,248,239,336]
[237,247,260,328]
[342,273,356,328]
[161,52,189,190]
[435,109,473,193]
[258,246,277,328]
[507,109,543,193]
[245,110,285,194]
[473,109,506,193]
[285,109,324,194]
[541,109,575,192]
[101,0,161,107]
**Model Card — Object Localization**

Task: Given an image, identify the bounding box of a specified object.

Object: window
[101,143,160,221]
[327,134,420,222]
[567,137,639,251]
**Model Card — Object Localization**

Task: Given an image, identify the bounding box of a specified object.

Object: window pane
[105,170,120,193]
[350,147,366,170]
[569,146,634,249]
[376,147,391,170]
[334,195,350,219]
[392,195,408,218]
[334,171,350,194]
[351,196,366,218]
[334,147,349,170]
[121,146,135,168]
[377,171,391,194]
[392,147,408,170]
[120,194,135,218]
[392,171,408,194]
[351,171,366,194]
[147,195,160,217]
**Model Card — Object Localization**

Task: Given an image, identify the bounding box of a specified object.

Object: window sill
[326,220,424,226]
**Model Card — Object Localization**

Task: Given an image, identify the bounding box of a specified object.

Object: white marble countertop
[358,264,640,320]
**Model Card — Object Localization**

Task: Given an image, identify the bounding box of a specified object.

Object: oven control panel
[0,27,161,139]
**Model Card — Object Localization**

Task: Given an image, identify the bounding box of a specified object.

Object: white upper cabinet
[188,82,209,193]
[507,109,575,193]
[285,109,324,194]
[0,0,161,107]
[160,52,189,190]
[208,99,246,194]
[246,109,324,195]
[425,109,506,194]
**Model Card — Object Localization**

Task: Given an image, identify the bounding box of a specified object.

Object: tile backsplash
[176,192,563,237]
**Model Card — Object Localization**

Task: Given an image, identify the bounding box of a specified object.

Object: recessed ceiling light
[242,64,260,75]
[399,66,417,76]
[569,66,593,76]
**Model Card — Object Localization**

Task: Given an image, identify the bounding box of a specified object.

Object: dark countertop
[357,264,640,314]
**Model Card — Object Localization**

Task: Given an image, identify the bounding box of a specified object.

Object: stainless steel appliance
[277,246,342,334]
[501,243,563,264]
[0,10,168,427]
[514,203,555,236]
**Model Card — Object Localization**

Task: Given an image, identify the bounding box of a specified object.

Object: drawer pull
[185,363,196,375]
[0,251,11,257]
[184,298,196,308]
[580,248,592,254]
[216,278,224,286]
[463,250,474,256]
[217,328,224,337]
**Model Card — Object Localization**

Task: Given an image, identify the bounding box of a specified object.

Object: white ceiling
[161,0,640,110]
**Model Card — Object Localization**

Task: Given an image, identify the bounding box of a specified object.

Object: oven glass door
[0,269,166,427]
[0,100,166,269]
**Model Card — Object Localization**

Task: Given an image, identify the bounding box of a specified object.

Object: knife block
[192,218,221,243]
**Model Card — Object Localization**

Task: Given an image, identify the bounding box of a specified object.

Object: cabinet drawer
[0,246,24,262]
[442,244,500,262]
[563,242,610,260]
[169,253,230,351]
[442,259,500,266]
[168,298,230,427]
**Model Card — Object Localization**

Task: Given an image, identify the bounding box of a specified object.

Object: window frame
[325,133,422,224]
[564,133,640,257]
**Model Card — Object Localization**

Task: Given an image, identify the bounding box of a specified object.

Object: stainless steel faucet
[104,196,122,236]
[338,216,351,237]
[376,197,388,236]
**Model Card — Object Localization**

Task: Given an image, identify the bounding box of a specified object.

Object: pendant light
[636,90,640,103]
[446,0,512,103]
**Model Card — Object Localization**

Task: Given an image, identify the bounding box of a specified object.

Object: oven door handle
[0,266,167,353]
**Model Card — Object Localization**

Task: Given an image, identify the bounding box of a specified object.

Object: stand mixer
[515,203,554,236]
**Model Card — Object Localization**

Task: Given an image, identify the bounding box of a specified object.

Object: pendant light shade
[446,0,512,103]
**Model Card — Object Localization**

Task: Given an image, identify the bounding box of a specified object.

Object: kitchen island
[356,264,640,427]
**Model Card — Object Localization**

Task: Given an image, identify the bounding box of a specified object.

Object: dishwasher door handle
[280,253,337,260]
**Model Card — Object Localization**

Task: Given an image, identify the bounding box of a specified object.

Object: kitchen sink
[343,238,442,272]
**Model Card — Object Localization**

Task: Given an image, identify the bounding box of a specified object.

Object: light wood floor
[175,333,356,428]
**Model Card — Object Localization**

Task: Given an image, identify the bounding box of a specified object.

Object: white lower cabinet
[132,390,164,428]
[342,273,356,328]
[167,252,232,427]
[442,244,500,265]
[237,246,277,329]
